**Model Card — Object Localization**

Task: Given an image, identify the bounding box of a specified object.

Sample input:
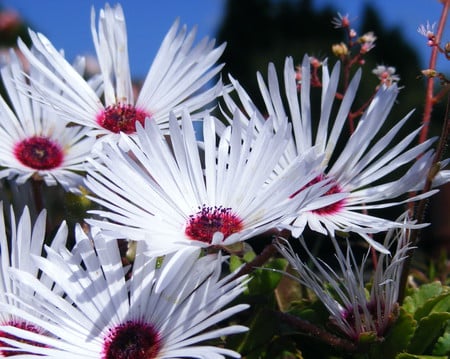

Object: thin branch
[399,94,450,303]
[276,311,358,353]
[419,0,450,144]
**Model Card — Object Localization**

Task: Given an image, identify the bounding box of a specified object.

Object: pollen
[14,136,63,170]
[185,205,244,244]
[97,103,150,134]
[102,320,161,359]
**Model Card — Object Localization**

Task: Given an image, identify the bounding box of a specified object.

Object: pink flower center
[338,299,391,340]
[291,175,345,215]
[14,136,63,170]
[185,206,244,244]
[97,104,150,134]
[102,320,161,359]
[0,320,47,357]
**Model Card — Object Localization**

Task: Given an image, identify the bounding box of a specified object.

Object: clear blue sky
[1,0,448,78]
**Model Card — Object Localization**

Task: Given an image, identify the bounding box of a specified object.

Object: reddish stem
[418,0,450,144]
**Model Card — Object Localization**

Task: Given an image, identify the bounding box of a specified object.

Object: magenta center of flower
[14,136,63,170]
[291,175,345,215]
[102,320,161,359]
[339,299,391,340]
[0,320,47,357]
[185,205,244,244]
[97,104,150,134]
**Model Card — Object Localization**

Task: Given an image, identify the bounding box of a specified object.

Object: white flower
[223,55,447,252]
[18,4,226,142]
[372,65,400,86]
[0,49,96,192]
[0,226,249,358]
[417,21,436,39]
[85,110,331,255]
[331,12,350,29]
[0,204,67,355]
[276,212,417,342]
[358,31,377,54]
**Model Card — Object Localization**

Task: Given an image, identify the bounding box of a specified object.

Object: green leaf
[247,258,288,295]
[264,335,305,359]
[407,312,450,354]
[243,250,257,263]
[229,254,245,273]
[431,295,450,313]
[413,293,450,321]
[227,307,279,357]
[432,321,450,355]
[403,282,445,316]
[370,308,416,359]
[283,299,332,334]
[396,354,448,359]
[229,251,257,273]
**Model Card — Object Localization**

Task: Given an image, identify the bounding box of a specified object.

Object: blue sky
[2,0,448,78]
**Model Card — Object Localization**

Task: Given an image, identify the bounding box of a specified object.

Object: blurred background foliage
[216,0,433,127]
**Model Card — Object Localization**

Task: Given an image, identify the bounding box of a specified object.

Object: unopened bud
[445,42,450,54]
[332,42,349,57]
[421,69,438,78]
[358,32,377,44]
[126,240,137,262]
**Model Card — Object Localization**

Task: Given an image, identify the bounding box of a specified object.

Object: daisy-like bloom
[0,204,68,356]
[276,212,417,342]
[372,65,400,87]
[222,55,449,252]
[0,224,250,358]
[417,21,437,46]
[331,12,350,29]
[18,3,226,141]
[85,109,334,255]
[0,49,96,192]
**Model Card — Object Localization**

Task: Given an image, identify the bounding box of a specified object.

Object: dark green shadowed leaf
[407,312,450,354]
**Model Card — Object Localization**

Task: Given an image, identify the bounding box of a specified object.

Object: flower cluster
[330,12,377,65]
[0,2,447,358]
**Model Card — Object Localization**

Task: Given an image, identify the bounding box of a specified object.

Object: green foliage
[407,312,450,354]
[369,308,416,359]
[432,325,450,356]
[230,271,450,359]
[396,355,448,359]
[230,251,288,295]
[402,282,448,317]
[396,282,450,358]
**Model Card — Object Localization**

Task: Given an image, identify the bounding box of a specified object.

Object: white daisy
[417,21,436,42]
[276,212,417,342]
[223,55,449,252]
[18,3,226,141]
[0,225,249,358]
[0,204,68,356]
[0,49,96,192]
[85,109,333,255]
